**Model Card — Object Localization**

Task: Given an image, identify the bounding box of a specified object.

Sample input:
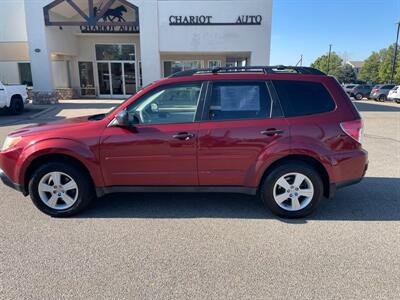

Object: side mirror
[115,110,130,127]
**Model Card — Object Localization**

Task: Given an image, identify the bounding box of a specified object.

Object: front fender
[17,138,104,187]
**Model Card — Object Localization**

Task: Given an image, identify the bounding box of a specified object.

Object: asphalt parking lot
[0,99,399,299]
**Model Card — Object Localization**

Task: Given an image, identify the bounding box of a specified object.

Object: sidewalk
[0,99,124,127]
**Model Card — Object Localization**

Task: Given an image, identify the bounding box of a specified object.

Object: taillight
[372,89,378,93]
[340,119,364,144]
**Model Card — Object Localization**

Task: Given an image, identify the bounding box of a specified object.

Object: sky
[270,0,400,66]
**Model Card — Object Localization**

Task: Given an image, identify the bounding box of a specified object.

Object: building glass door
[95,44,136,98]
[98,62,111,95]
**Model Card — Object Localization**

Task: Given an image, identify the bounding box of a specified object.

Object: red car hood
[9,116,97,137]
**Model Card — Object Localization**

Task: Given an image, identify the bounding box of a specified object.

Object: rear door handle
[260,128,284,136]
[172,132,195,141]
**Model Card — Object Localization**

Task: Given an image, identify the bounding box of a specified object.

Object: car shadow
[354,101,400,112]
[76,177,400,222]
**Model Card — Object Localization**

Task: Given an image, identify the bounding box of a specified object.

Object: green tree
[337,64,357,83]
[395,61,400,84]
[311,51,343,77]
[378,46,393,83]
[377,44,400,83]
[359,52,380,84]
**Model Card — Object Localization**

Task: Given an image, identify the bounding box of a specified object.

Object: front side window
[273,80,336,117]
[127,83,202,125]
[207,81,271,121]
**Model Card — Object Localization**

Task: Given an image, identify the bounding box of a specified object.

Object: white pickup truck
[0,81,29,115]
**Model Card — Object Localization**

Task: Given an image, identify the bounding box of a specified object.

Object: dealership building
[0,0,272,103]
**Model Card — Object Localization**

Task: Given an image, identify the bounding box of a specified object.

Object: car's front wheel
[355,93,363,100]
[28,162,94,217]
[378,95,387,102]
[260,162,323,218]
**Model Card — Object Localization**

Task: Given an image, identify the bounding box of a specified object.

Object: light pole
[390,21,400,84]
[296,54,303,66]
[327,44,332,74]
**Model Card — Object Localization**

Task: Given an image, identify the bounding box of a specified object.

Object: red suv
[0,66,368,218]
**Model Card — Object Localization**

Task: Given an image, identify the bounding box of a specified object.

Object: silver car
[342,84,358,95]
[370,84,396,101]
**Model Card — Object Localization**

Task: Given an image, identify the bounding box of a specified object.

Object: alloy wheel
[272,172,314,211]
[38,172,79,210]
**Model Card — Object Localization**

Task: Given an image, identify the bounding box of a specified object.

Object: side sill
[95,186,257,198]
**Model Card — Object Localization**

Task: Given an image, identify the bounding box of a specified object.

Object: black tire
[8,96,24,115]
[28,162,94,217]
[378,94,386,102]
[259,162,324,218]
[355,93,363,100]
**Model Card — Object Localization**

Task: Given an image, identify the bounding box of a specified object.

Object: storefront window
[78,62,95,96]
[18,63,32,86]
[208,60,222,68]
[95,44,135,61]
[163,60,202,77]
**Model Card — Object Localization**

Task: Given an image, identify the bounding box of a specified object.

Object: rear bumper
[328,160,368,199]
[0,169,26,194]
[369,94,379,99]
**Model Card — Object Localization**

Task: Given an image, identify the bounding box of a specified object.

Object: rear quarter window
[272,80,336,117]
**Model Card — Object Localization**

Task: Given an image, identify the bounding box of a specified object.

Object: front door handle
[172,132,195,141]
[260,128,284,136]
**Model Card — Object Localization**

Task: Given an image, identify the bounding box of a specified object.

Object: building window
[208,60,221,68]
[163,60,202,77]
[95,44,135,61]
[78,62,95,96]
[18,63,32,86]
[138,61,143,88]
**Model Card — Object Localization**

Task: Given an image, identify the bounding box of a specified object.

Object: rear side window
[207,81,271,121]
[382,85,395,89]
[273,80,335,117]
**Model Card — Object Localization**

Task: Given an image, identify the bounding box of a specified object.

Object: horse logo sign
[94,4,128,22]
[81,4,136,33]
[43,0,139,33]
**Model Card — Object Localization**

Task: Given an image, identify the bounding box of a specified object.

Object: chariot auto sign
[43,0,139,33]
[169,15,262,26]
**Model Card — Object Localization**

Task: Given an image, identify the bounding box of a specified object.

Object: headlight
[1,136,22,151]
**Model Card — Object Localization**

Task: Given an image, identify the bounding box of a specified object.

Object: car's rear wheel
[28,162,94,217]
[355,93,363,100]
[378,94,387,102]
[8,96,24,115]
[260,162,323,218]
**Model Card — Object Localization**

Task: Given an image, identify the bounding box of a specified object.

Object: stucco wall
[157,0,272,65]
[0,1,27,42]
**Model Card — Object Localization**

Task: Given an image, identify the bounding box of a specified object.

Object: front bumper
[0,169,25,194]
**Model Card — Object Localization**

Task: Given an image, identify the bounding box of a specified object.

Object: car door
[100,81,206,186]
[197,80,290,187]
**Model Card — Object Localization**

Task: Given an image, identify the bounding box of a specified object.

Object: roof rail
[169,65,326,78]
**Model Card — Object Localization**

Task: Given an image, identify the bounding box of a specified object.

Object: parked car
[370,84,396,101]
[0,81,29,115]
[0,66,368,218]
[349,84,372,100]
[342,84,357,94]
[387,85,400,103]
